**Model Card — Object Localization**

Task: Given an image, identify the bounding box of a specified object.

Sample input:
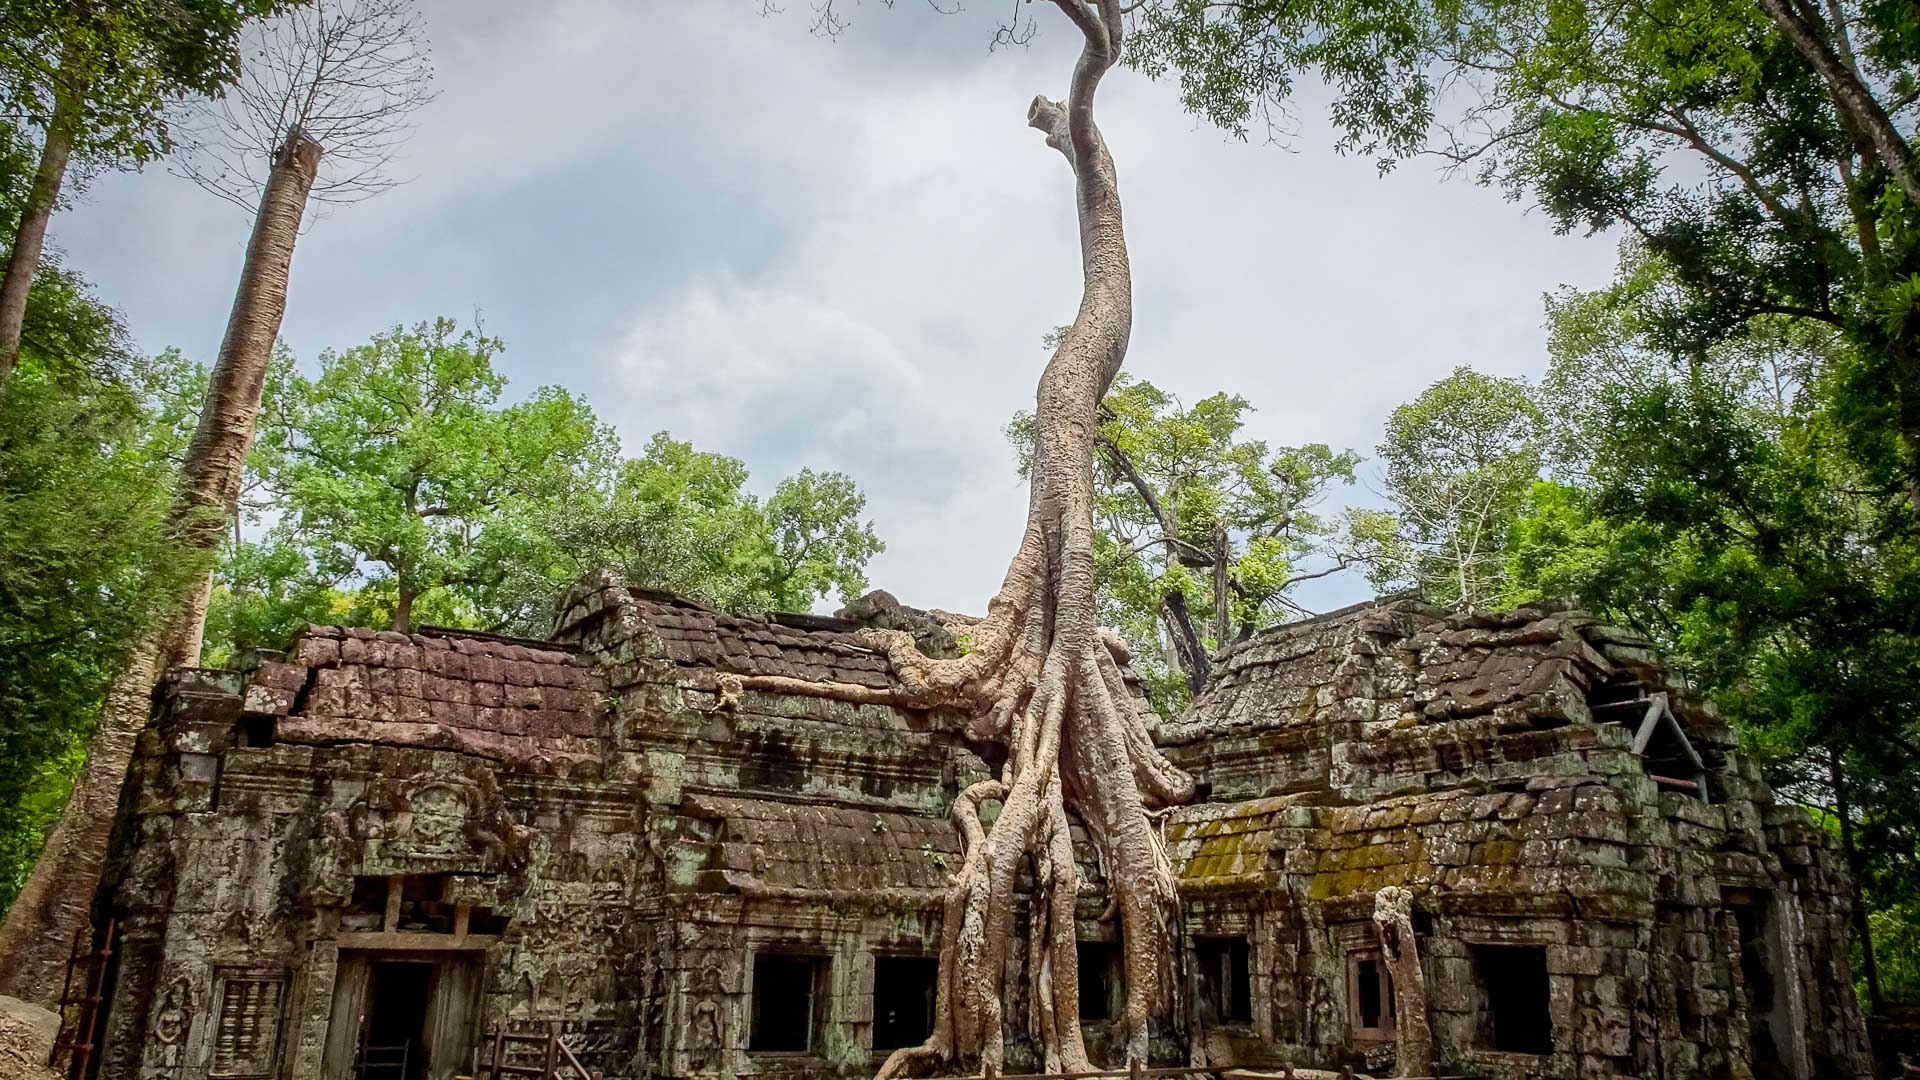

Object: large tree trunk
[0,132,322,1004]
[161,130,323,669]
[1373,886,1434,1078]
[0,81,79,388]
[0,639,159,1001]
[869,3,1194,1074]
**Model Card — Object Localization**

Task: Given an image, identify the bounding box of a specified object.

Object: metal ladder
[47,918,115,1080]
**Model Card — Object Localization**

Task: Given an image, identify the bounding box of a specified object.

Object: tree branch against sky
[177,0,436,210]
[1011,373,1367,711]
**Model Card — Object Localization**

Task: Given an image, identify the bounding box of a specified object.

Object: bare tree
[0,0,432,1004]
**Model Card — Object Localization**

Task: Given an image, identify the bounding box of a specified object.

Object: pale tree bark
[860,2,1196,1073]
[1373,886,1434,1079]
[0,78,80,388]
[1757,0,1920,209]
[162,130,324,669]
[0,132,321,1004]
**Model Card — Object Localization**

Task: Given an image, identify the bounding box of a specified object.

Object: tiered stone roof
[551,574,896,691]
[680,791,961,897]
[237,624,610,769]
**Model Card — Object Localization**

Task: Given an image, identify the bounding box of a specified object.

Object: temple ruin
[66,572,1876,1080]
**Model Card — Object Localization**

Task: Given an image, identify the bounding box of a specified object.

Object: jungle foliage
[1131,0,1920,1005]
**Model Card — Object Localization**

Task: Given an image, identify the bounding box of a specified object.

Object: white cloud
[50,2,1622,617]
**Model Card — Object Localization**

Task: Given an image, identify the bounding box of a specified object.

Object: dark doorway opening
[1195,937,1253,1025]
[360,961,432,1080]
[1470,945,1553,1055]
[1349,949,1396,1040]
[1077,942,1120,1022]
[750,954,823,1053]
[872,956,938,1051]
[1733,895,1799,1080]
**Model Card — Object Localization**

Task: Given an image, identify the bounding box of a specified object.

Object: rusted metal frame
[52,917,114,1080]
[47,925,87,1070]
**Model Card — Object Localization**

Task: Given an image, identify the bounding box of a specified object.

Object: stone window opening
[1194,936,1253,1026]
[1730,890,1809,1080]
[209,967,286,1079]
[237,713,276,748]
[1468,944,1553,1056]
[1077,941,1121,1022]
[871,956,938,1052]
[1346,948,1396,1044]
[749,953,827,1054]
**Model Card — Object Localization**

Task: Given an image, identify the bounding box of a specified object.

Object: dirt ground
[0,996,59,1080]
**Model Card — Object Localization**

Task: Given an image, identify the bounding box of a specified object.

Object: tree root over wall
[826,2,1198,1075]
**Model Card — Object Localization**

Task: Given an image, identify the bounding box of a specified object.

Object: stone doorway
[321,952,482,1080]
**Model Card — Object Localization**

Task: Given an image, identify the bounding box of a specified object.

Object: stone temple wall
[83,578,1875,1080]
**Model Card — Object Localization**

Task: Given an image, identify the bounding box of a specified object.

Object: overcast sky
[50,0,1620,616]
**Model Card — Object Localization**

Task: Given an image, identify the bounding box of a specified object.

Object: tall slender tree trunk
[1210,523,1230,649]
[863,4,1195,1075]
[1830,753,1884,1011]
[1160,590,1208,695]
[0,132,322,1004]
[161,130,324,670]
[392,586,416,634]
[0,80,80,388]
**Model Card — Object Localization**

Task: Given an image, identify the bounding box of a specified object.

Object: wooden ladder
[47,918,115,1080]
[475,1022,598,1080]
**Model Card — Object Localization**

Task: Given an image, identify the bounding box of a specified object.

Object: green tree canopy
[1132,0,1920,523]
[1501,254,1920,1007]
[198,322,887,657]
[255,318,618,634]
[1,0,286,166]
[545,432,884,623]
[1373,366,1545,609]
[0,261,198,913]
[1012,374,1363,711]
